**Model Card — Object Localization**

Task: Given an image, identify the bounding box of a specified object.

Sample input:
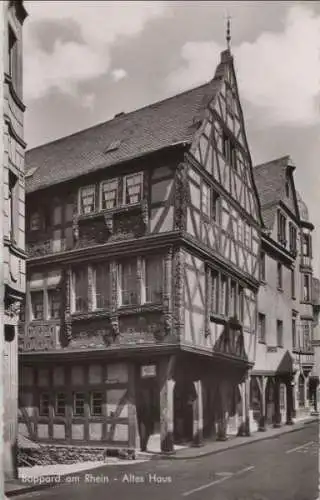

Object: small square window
[124,173,143,205]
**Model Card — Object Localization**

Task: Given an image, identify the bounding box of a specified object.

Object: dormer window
[100,178,118,210]
[30,211,41,231]
[123,172,143,205]
[79,186,95,215]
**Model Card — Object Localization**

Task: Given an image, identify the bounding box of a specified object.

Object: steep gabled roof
[25,78,222,194]
[253,155,299,230]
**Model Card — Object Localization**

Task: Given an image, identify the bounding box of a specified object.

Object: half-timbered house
[18,47,263,452]
[252,156,316,431]
[1,0,28,479]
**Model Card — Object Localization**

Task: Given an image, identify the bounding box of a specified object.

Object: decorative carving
[110,316,120,337]
[175,163,188,231]
[173,248,185,338]
[141,198,149,227]
[5,300,21,318]
[104,213,114,233]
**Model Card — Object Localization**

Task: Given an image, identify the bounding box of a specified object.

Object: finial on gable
[226,13,231,51]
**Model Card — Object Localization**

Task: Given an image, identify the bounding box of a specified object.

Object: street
[15,421,319,500]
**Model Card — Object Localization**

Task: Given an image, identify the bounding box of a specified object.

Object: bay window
[123,172,143,205]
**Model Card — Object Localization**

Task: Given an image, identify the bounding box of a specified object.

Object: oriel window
[124,172,143,205]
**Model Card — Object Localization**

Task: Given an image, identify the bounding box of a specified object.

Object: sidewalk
[138,415,319,460]
[5,416,318,497]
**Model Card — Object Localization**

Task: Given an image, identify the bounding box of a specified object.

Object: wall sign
[140,364,156,378]
[21,324,57,351]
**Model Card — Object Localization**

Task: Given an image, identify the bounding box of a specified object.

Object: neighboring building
[1,0,28,481]
[252,156,316,431]
[18,48,263,451]
[311,277,320,413]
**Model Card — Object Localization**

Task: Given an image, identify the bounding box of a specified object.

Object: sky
[23,0,320,276]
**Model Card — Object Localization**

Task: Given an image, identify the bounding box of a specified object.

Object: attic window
[104,140,121,154]
[25,167,38,178]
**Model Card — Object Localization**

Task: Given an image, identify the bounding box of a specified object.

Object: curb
[138,418,319,461]
[6,418,318,496]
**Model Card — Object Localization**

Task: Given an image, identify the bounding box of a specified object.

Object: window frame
[144,255,163,304]
[55,393,67,416]
[90,391,103,416]
[119,259,138,306]
[47,289,61,319]
[258,313,266,343]
[73,267,89,313]
[100,178,119,211]
[303,274,311,302]
[276,319,283,348]
[93,262,111,310]
[78,185,96,215]
[30,290,44,321]
[39,393,50,417]
[260,251,266,282]
[123,172,143,206]
[73,392,85,417]
[277,262,283,290]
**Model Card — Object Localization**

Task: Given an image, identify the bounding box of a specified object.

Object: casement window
[79,186,95,215]
[276,319,283,347]
[90,392,103,416]
[201,181,211,217]
[229,281,237,317]
[258,313,266,343]
[220,276,228,316]
[292,317,297,350]
[39,393,50,416]
[73,268,88,312]
[277,263,283,290]
[277,211,286,246]
[211,270,219,314]
[123,172,143,205]
[289,223,297,254]
[48,289,61,319]
[145,256,163,303]
[303,274,311,302]
[291,269,296,299]
[8,25,18,90]
[30,211,42,231]
[100,178,118,210]
[211,190,220,222]
[8,170,19,243]
[30,291,44,320]
[302,234,311,257]
[260,252,266,281]
[93,263,111,309]
[55,393,66,416]
[120,259,138,306]
[73,392,85,416]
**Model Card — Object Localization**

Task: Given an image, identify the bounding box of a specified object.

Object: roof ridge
[26,80,213,154]
[254,155,290,170]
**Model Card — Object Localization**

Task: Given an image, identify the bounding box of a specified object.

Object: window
[39,393,50,416]
[238,286,244,322]
[55,393,66,416]
[31,291,44,320]
[302,234,311,257]
[123,172,143,205]
[292,317,297,350]
[277,211,286,246]
[120,260,138,306]
[211,270,219,314]
[302,322,312,351]
[303,274,311,302]
[8,171,19,243]
[100,178,118,210]
[79,186,95,215]
[90,392,103,416]
[73,392,85,416]
[277,263,283,290]
[230,281,237,317]
[258,313,266,343]
[289,223,297,254]
[48,289,61,319]
[220,276,228,316]
[145,256,163,303]
[276,320,283,347]
[260,252,266,281]
[94,263,111,309]
[30,211,42,231]
[73,268,88,312]
[291,269,295,299]
[211,191,220,222]
[8,25,18,90]
[201,181,211,217]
